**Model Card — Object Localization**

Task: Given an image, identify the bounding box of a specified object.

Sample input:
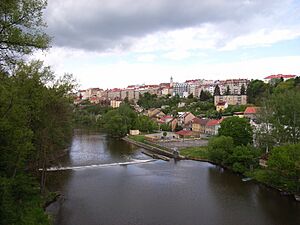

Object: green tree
[240,84,246,95]
[103,104,138,137]
[229,145,260,173]
[134,115,158,133]
[103,111,128,137]
[274,78,295,94]
[247,79,269,105]
[258,90,300,146]
[218,117,253,146]
[137,92,161,109]
[207,136,234,165]
[160,123,171,131]
[0,0,50,68]
[214,84,221,96]
[0,61,74,224]
[265,144,300,192]
[187,93,194,99]
[224,85,231,95]
[200,90,213,102]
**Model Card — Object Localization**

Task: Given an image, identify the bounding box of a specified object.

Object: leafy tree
[257,90,300,146]
[274,78,295,94]
[200,90,213,102]
[247,79,269,105]
[137,93,161,109]
[240,84,246,95]
[0,0,50,68]
[224,85,231,95]
[134,115,158,133]
[254,144,300,193]
[213,84,221,96]
[266,144,300,192]
[223,105,247,114]
[0,61,74,224]
[207,136,234,165]
[187,93,194,99]
[205,109,221,119]
[229,145,260,173]
[219,117,253,146]
[103,104,138,137]
[160,123,171,131]
[103,110,128,137]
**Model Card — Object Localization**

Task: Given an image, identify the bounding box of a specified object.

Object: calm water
[47,130,300,225]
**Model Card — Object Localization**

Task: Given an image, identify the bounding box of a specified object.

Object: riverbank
[179,145,300,201]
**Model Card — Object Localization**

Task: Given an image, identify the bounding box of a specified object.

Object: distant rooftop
[264,74,296,80]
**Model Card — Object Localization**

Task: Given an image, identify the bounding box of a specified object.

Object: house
[206,118,223,135]
[192,118,202,132]
[110,100,122,108]
[159,115,173,124]
[244,107,260,120]
[129,130,140,136]
[175,130,194,138]
[178,112,196,128]
[192,117,209,137]
[145,108,166,120]
[216,101,228,112]
[192,118,209,133]
[170,118,178,131]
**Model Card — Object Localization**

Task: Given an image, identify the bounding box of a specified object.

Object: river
[47,130,300,225]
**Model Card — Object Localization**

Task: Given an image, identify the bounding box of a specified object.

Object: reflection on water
[56,129,147,167]
[47,130,300,225]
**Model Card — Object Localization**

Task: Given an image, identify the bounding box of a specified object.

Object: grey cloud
[44,0,294,51]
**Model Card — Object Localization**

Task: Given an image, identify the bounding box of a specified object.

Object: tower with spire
[170,76,174,87]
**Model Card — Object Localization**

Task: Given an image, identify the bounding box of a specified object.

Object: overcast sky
[35,0,300,89]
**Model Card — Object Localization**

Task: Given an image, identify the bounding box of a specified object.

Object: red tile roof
[264,74,296,79]
[175,130,194,136]
[206,118,223,127]
[217,101,226,106]
[192,117,202,124]
[161,115,173,120]
[244,107,260,114]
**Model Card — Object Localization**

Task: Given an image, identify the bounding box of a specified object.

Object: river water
[47,130,300,225]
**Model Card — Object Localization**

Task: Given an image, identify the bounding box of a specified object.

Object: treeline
[0,62,74,224]
[0,0,74,224]
[74,103,159,136]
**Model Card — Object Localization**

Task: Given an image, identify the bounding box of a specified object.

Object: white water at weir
[39,159,157,171]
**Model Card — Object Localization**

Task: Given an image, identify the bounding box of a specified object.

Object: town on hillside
[74,74,297,136]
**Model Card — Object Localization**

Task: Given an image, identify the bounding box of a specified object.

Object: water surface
[47,130,300,225]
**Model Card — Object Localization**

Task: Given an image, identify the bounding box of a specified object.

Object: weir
[39,159,157,172]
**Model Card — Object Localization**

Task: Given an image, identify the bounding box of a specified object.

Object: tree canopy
[0,61,75,224]
[218,117,253,146]
[213,85,221,96]
[0,0,50,69]
[200,90,213,102]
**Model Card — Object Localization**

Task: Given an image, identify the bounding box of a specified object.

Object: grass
[180,146,209,159]
[128,135,146,143]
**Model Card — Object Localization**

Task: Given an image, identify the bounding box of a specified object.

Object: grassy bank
[128,135,146,143]
[180,146,209,159]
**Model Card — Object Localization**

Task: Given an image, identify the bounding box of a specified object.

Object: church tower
[170,76,174,87]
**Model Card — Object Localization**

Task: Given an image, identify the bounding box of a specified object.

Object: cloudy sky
[36,0,300,89]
